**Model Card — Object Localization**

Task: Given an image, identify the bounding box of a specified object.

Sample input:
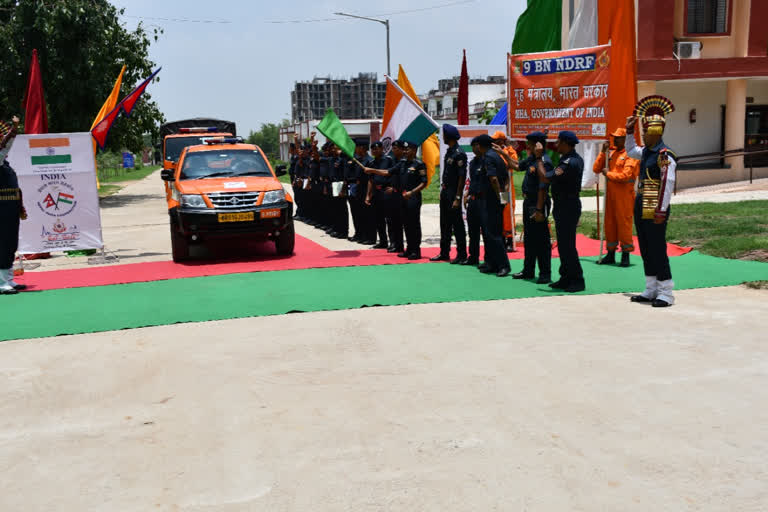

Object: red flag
[92,67,161,150]
[23,49,48,134]
[457,49,469,125]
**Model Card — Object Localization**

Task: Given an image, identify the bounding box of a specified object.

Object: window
[686,0,729,35]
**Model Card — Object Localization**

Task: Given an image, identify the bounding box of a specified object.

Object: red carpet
[19,234,691,292]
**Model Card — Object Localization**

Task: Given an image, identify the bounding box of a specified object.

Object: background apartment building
[291,73,386,123]
[420,75,507,122]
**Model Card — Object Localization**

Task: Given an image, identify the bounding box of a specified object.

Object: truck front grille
[207,191,261,209]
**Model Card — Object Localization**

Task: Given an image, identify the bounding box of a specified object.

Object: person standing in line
[512,131,552,283]
[626,95,677,307]
[364,141,395,250]
[431,124,468,264]
[398,141,428,260]
[593,127,640,267]
[472,134,510,277]
[547,131,585,293]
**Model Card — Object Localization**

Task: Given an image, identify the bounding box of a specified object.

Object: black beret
[392,140,405,148]
[354,138,369,147]
[401,140,419,149]
[526,131,547,144]
[471,134,493,148]
[370,141,383,149]
[558,130,579,145]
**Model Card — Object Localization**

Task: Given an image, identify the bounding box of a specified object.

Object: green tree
[246,120,289,162]
[478,101,500,125]
[0,0,165,152]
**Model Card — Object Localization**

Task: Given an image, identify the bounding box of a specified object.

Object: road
[2,171,767,511]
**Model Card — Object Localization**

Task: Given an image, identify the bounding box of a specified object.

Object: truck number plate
[218,212,255,223]
[259,209,281,219]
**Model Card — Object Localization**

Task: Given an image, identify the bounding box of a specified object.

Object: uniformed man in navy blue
[431,124,468,264]
[398,140,428,260]
[307,139,322,226]
[318,142,334,233]
[513,131,552,283]
[472,134,511,277]
[462,139,483,267]
[547,130,585,292]
[345,139,372,243]
[364,141,400,251]
[328,144,348,239]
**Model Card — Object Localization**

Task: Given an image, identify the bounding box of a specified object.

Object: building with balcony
[420,75,507,122]
[559,0,768,186]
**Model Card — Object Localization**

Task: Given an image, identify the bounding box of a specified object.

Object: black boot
[619,252,631,267]
[597,251,616,265]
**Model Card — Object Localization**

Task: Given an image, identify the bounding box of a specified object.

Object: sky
[113,0,528,135]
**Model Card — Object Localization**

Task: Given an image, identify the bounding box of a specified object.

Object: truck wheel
[170,223,190,262]
[275,221,295,256]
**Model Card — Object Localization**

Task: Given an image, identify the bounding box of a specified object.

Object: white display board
[8,133,103,253]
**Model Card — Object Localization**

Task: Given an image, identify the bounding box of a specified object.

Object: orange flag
[396,65,440,186]
[91,65,126,187]
[598,0,637,135]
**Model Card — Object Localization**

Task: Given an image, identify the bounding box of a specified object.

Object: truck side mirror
[161,169,175,181]
[275,165,287,177]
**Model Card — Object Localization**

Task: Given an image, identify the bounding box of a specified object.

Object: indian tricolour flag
[29,137,72,165]
[381,76,438,153]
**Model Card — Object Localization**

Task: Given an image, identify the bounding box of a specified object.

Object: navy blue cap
[401,140,419,149]
[442,124,460,141]
[558,130,579,145]
[471,134,493,148]
[392,139,405,149]
[370,141,383,149]
[526,131,547,144]
[353,138,369,147]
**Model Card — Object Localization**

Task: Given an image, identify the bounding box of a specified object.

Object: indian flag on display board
[28,137,72,165]
[380,75,438,154]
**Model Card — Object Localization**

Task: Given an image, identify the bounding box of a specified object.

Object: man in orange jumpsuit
[593,127,640,267]
[491,131,518,251]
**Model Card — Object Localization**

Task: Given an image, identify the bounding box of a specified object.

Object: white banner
[7,133,103,253]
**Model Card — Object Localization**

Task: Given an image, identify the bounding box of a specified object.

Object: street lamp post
[334,12,390,77]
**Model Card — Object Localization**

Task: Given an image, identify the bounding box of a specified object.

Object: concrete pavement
[1,286,767,511]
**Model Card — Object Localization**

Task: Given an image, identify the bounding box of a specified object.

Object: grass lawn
[574,200,768,261]
[99,165,160,184]
[98,166,160,198]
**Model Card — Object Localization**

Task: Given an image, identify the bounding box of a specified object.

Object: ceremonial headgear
[442,124,460,141]
[634,95,675,136]
[558,130,579,145]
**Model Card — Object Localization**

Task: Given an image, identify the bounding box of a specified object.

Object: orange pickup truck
[161,137,294,262]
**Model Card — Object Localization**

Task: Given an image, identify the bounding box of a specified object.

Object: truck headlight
[262,189,286,204]
[181,194,206,208]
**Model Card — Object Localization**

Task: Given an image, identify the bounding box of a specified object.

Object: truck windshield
[180,150,273,179]
[165,136,213,162]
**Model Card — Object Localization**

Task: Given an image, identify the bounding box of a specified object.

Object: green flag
[511,0,562,54]
[316,108,356,158]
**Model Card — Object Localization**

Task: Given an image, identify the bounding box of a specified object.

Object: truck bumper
[171,202,293,239]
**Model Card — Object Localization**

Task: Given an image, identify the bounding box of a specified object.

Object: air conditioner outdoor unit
[674,41,703,59]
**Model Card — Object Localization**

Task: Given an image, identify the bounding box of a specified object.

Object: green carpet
[2,252,767,342]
